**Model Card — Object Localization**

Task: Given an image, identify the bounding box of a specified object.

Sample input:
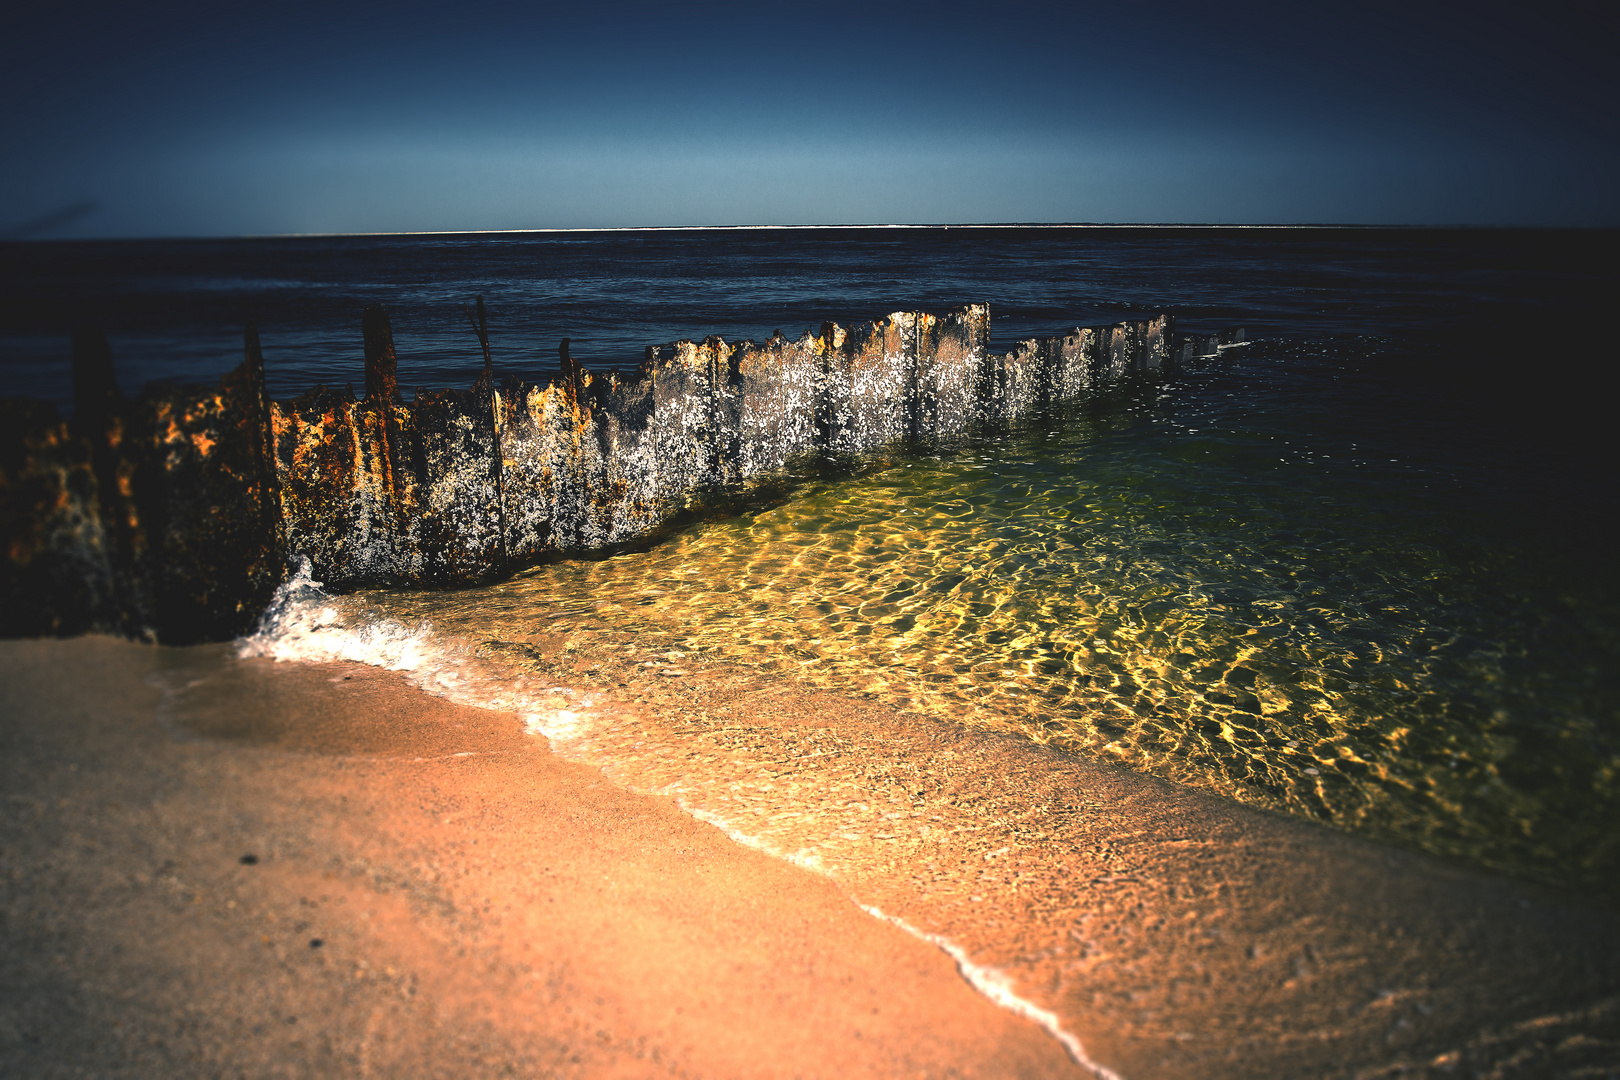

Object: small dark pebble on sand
[239,854,258,865]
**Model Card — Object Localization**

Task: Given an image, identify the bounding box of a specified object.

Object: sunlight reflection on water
[356,347,1620,893]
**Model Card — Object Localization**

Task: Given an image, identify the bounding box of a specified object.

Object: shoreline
[2,636,1076,1078]
[4,635,1619,1078]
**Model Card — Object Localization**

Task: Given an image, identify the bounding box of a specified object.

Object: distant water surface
[2,226,1611,410]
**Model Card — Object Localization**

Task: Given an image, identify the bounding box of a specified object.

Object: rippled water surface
[355,343,1620,894]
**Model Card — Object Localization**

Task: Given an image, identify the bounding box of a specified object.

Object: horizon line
[9,221,1609,243]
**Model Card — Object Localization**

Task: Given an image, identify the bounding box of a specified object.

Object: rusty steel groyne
[1,304,1243,642]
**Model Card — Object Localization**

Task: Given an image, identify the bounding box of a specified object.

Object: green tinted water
[360,350,1620,895]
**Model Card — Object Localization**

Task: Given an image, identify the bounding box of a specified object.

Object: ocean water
[5,225,1613,413]
[6,226,1617,900]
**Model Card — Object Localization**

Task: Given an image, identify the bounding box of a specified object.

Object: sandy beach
[3,634,1618,1079]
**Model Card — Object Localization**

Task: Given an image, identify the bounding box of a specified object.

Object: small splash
[237,557,440,672]
[236,557,601,746]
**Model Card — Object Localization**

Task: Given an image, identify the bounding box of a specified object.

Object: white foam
[237,558,442,673]
[236,559,594,744]
[669,800,1119,1078]
[859,904,1121,1080]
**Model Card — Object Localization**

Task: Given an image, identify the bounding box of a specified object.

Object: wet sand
[4,635,1619,1078]
[0,637,1071,1078]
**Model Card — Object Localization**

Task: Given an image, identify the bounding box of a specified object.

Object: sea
[4,224,1617,898]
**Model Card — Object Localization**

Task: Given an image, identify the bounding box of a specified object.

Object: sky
[2,0,1617,237]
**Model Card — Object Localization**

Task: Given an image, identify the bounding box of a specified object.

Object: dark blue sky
[4,0,1616,236]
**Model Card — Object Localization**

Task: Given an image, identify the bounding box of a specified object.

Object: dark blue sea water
[3,226,1612,416]
[5,226,1618,896]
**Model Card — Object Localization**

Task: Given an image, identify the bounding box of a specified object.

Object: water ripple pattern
[358,344,1620,895]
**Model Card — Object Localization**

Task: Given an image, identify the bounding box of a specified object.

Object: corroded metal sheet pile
[1,304,1238,641]
[1,328,283,642]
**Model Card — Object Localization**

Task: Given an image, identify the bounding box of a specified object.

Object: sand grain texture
[0,637,1073,1078]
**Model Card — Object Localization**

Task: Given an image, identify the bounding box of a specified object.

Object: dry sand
[3,635,1619,1079]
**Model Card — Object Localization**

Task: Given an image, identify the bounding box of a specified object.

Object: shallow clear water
[345,343,1620,895]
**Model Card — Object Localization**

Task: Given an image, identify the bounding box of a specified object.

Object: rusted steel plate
[0,399,113,636]
[733,331,821,478]
[135,328,285,641]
